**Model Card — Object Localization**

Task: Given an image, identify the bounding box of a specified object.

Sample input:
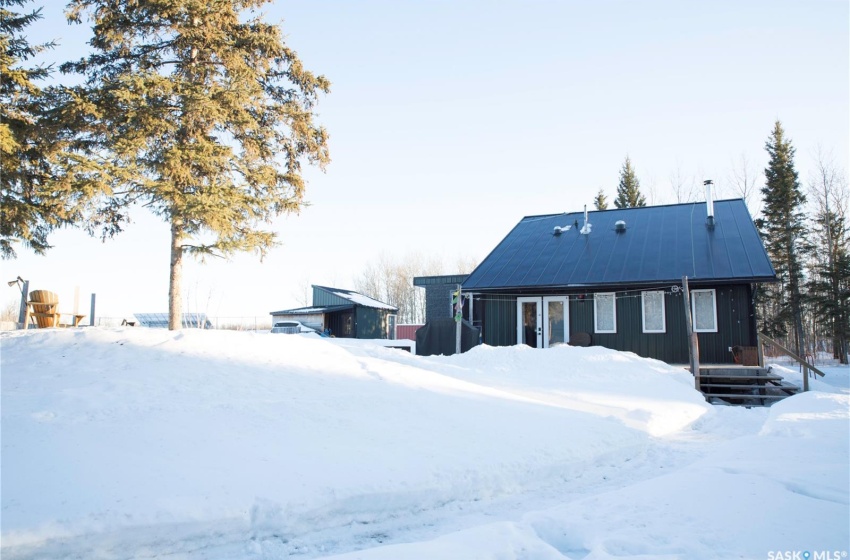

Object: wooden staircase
[697,366,800,406]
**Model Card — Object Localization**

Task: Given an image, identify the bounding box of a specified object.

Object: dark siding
[582,292,689,364]
[424,284,453,322]
[312,287,351,307]
[481,297,517,346]
[694,285,754,363]
[355,307,388,339]
[475,284,755,364]
[326,310,355,338]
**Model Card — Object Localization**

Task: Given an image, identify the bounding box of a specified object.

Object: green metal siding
[481,297,517,346]
[478,284,756,364]
[312,287,351,307]
[355,307,388,339]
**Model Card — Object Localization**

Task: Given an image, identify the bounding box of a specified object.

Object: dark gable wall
[479,284,755,364]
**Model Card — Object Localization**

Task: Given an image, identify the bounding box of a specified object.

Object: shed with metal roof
[270,285,398,339]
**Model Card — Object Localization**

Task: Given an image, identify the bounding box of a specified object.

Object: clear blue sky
[4,0,848,321]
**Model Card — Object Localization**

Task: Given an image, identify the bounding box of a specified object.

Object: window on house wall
[594,292,616,333]
[641,290,666,333]
[692,289,718,332]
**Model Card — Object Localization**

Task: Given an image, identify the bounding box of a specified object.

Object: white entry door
[517,296,569,348]
[517,297,542,348]
[543,296,569,348]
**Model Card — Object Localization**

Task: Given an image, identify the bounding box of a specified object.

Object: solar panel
[133,313,213,329]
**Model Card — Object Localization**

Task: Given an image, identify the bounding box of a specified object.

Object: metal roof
[413,274,470,286]
[462,199,776,291]
[312,285,398,311]
[269,304,354,315]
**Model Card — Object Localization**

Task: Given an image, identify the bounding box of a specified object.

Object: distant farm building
[270,285,398,339]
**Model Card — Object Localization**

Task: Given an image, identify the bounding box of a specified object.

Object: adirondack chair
[24,290,60,328]
[23,290,86,328]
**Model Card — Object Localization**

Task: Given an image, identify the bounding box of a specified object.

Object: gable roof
[312,285,398,311]
[462,199,776,291]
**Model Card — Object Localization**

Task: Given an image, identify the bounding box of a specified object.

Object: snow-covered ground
[1,328,847,559]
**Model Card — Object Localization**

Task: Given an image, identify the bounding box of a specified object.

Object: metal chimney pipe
[704,180,715,227]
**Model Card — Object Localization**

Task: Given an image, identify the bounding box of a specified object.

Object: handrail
[757,333,826,378]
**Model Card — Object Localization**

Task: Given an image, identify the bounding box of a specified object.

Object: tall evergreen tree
[63,0,330,330]
[757,121,808,356]
[593,188,608,210]
[0,0,81,258]
[613,156,646,208]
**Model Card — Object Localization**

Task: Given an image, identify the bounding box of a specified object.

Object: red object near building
[395,324,423,341]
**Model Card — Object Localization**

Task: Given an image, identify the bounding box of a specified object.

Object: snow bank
[399,343,709,436]
[3,329,845,559]
[320,391,850,560]
[1,328,706,554]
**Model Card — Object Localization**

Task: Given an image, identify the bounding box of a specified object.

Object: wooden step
[702,393,789,400]
[699,375,784,381]
[694,365,800,406]
[699,383,784,389]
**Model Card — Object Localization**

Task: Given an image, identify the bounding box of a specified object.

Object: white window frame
[593,292,617,334]
[691,289,718,333]
[641,290,666,333]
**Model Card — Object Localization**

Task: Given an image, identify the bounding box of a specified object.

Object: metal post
[17,280,29,327]
[90,293,96,326]
[455,284,462,355]
[682,276,701,391]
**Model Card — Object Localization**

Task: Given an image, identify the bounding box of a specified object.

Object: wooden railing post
[756,333,826,390]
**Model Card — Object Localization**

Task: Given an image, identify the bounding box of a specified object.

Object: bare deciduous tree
[728,153,762,217]
[805,149,849,363]
[669,165,697,203]
[353,252,476,324]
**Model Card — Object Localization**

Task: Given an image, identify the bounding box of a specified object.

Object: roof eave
[463,275,779,292]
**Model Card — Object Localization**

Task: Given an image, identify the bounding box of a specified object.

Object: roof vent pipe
[704,179,715,228]
[580,204,592,235]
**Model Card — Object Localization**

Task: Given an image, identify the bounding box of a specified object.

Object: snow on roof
[313,285,398,311]
[331,290,397,311]
[270,305,353,315]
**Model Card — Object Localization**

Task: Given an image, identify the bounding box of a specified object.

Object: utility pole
[682,276,701,391]
[454,284,462,355]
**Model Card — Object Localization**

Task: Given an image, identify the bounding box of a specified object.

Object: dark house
[462,199,776,364]
[270,285,398,339]
[412,275,470,323]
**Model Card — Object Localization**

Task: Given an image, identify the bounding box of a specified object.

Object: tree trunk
[169,218,184,331]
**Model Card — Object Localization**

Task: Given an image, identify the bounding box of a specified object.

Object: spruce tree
[63,0,330,330]
[0,0,80,258]
[614,156,646,208]
[758,121,808,356]
[593,188,608,210]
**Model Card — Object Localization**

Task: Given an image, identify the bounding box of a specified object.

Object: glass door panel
[517,297,542,348]
[543,296,568,348]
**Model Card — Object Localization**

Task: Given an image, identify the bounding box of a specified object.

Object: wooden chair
[24,290,60,328]
[23,290,86,328]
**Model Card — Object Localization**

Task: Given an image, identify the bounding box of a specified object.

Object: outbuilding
[270,285,398,339]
